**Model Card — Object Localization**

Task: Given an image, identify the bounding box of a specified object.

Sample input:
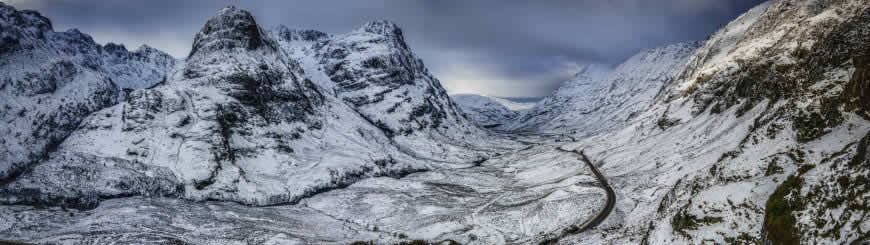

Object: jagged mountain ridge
[0,5,511,208]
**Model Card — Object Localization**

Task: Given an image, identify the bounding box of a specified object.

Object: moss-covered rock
[763,175,804,245]
[672,208,724,238]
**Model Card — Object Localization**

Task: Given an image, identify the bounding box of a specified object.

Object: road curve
[540,148,616,244]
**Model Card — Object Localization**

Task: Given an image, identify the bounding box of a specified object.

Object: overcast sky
[6,0,766,98]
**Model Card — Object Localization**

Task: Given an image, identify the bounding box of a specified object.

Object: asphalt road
[540,148,616,244]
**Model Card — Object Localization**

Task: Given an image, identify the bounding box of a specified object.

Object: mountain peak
[188,6,269,58]
[358,20,409,50]
[360,20,402,35]
[135,44,157,53]
[0,3,53,32]
[103,42,127,53]
[219,5,239,12]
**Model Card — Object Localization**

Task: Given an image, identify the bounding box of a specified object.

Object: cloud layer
[8,0,766,97]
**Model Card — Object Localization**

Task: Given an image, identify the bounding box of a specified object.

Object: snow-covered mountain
[295,20,498,162]
[451,94,518,127]
[0,1,176,184]
[0,5,512,209]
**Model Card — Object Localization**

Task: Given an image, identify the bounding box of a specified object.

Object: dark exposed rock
[844,55,870,118]
[272,26,330,43]
[224,67,323,123]
[679,1,870,143]
[188,6,275,58]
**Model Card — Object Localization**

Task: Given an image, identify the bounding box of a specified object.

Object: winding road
[540,148,617,244]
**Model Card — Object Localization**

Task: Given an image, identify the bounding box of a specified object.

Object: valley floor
[0,134,612,244]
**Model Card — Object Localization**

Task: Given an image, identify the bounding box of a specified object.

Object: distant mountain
[451,94,518,128]
[487,96,540,111]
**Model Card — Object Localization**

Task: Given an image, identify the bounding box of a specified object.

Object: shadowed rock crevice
[845,55,870,118]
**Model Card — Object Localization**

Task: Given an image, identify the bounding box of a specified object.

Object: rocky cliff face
[651,1,870,243]
[670,0,870,142]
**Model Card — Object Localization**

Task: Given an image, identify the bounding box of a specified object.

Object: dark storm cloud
[6,0,767,97]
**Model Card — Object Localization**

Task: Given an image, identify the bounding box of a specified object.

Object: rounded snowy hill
[451,94,518,128]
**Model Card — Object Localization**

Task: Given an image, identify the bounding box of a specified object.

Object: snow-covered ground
[1,135,605,244]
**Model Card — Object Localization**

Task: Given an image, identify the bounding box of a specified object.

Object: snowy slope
[550,1,870,244]
[506,42,700,135]
[505,64,608,132]
[0,138,605,244]
[0,2,175,183]
[451,94,518,127]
